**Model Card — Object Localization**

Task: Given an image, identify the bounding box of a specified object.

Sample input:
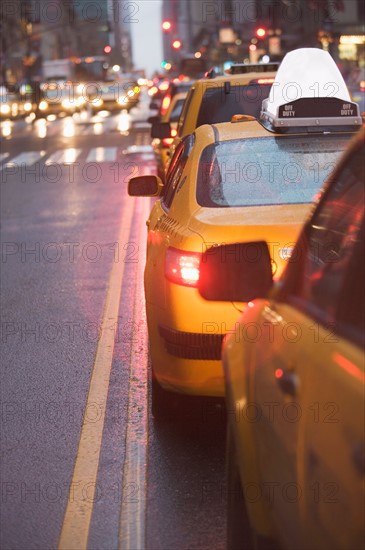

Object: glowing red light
[165,248,201,287]
[104,45,112,54]
[172,40,182,49]
[256,28,266,38]
[161,94,171,115]
[162,20,172,31]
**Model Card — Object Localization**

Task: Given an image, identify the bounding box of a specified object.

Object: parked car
[128,49,362,419]
[153,61,279,172]
[149,77,193,113]
[151,91,187,178]
[199,126,364,550]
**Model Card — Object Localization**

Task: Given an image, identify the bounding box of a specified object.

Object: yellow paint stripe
[119,197,150,550]
[58,200,136,550]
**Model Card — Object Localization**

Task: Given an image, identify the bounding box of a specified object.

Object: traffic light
[162,20,172,31]
[161,61,172,70]
[104,45,112,54]
[256,27,266,38]
[172,39,182,50]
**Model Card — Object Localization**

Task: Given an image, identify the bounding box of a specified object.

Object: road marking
[4,150,46,167]
[58,199,136,550]
[45,148,82,164]
[0,153,9,163]
[119,197,150,550]
[86,147,118,162]
[122,144,154,155]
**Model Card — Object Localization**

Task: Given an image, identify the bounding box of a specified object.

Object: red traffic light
[172,39,182,49]
[162,20,172,31]
[256,27,266,38]
[104,45,112,54]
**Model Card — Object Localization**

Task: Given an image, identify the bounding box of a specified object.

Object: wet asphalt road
[1,101,227,550]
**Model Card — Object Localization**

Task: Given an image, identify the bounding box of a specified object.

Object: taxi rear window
[196,134,353,208]
[196,84,271,126]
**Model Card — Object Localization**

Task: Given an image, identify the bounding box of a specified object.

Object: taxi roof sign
[261,48,362,131]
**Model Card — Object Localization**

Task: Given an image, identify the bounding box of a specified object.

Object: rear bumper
[159,325,223,360]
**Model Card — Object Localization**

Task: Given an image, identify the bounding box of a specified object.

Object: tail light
[161,94,171,115]
[165,247,201,287]
[162,128,177,147]
[256,78,275,84]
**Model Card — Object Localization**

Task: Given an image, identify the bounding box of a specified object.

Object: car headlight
[24,102,33,112]
[61,99,73,109]
[1,104,11,115]
[39,100,48,111]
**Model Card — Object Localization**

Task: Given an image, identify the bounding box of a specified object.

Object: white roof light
[261,48,361,130]
[266,48,350,116]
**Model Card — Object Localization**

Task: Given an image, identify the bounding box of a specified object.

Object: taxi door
[253,142,364,549]
[144,135,194,308]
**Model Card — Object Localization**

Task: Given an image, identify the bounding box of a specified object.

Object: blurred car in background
[199,127,365,550]
[0,86,21,119]
[83,77,140,114]
[38,79,81,117]
[149,77,193,113]
[128,49,362,419]
[151,91,187,178]
[153,62,279,172]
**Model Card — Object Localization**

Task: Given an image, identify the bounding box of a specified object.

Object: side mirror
[128,175,163,197]
[151,121,172,139]
[148,115,160,124]
[198,241,273,302]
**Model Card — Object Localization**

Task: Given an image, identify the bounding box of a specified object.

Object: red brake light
[161,94,171,115]
[165,248,201,287]
[162,128,177,146]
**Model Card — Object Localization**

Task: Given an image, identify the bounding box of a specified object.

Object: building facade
[0,0,134,86]
[161,0,364,73]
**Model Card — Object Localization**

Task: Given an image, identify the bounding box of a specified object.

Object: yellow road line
[119,197,150,550]
[58,200,135,550]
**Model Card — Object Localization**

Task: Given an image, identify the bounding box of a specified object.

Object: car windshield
[196,134,354,207]
[197,84,272,125]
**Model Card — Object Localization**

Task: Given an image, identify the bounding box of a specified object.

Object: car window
[177,88,194,136]
[293,144,365,336]
[196,84,272,126]
[196,134,352,207]
[162,135,194,209]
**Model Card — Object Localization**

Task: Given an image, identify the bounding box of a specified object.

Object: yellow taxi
[151,91,187,178]
[198,127,364,550]
[153,62,279,169]
[128,48,362,419]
